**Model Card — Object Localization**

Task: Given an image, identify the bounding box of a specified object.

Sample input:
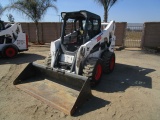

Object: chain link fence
[125,25,143,48]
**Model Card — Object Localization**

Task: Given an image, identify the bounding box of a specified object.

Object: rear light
[26,34,28,48]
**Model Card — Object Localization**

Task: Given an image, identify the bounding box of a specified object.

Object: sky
[0,0,160,23]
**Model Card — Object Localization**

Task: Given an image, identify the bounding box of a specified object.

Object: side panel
[51,39,60,67]
[109,36,116,52]
[102,21,116,52]
[75,21,116,74]
[13,33,27,50]
[84,20,116,57]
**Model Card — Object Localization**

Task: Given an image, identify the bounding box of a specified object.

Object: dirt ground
[0,45,160,120]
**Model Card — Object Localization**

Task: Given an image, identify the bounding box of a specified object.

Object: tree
[94,0,118,22]
[5,0,57,44]
[7,14,15,22]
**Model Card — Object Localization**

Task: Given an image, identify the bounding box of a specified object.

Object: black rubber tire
[82,58,103,86]
[102,51,115,73]
[45,53,51,67]
[3,46,18,58]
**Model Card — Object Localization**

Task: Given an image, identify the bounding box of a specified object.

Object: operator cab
[0,20,14,44]
[61,10,101,53]
[0,20,5,44]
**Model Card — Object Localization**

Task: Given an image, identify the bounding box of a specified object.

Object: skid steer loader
[14,10,116,115]
[0,20,28,58]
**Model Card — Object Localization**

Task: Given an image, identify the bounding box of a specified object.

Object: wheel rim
[110,57,115,70]
[95,64,102,81]
[5,47,16,57]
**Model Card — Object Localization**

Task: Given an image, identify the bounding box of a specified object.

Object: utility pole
[57,15,60,22]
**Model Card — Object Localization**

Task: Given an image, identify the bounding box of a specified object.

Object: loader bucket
[14,62,92,115]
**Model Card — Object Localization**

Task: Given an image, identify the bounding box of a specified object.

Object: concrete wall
[21,22,127,46]
[115,22,127,46]
[21,22,62,43]
[5,22,160,48]
[142,22,160,48]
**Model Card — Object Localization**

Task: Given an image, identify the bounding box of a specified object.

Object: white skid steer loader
[0,20,28,58]
[14,10,116,115]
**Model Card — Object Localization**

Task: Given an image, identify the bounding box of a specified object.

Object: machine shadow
[95,63,155,93]
[0,53,45,65]
[74,95,110,116]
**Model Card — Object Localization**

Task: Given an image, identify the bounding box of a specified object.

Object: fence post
[115,22,127,47]
[122,22,127,48]
[27,23,30,42]
[141,23,145,48]
[140,22,160,49]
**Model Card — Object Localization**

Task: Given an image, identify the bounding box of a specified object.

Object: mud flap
[14,62,92,115]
